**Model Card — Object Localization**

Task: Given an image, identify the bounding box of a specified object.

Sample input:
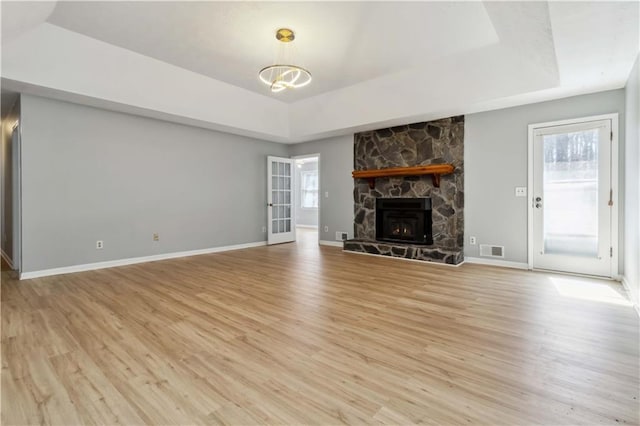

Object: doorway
[293,154,320,246]
[528,114,618,278]
[1,117,21,274]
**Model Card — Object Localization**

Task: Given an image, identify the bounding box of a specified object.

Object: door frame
[292,153,321,245]
[527,113,619,277]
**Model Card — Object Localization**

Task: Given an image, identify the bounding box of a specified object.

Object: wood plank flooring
[1,256,12,272]
[2,229,639,425]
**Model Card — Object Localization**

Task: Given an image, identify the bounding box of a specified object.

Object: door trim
[527,113,619,277]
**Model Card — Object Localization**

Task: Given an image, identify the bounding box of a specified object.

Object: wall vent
[335,231,348,241]
[480,244,504,258]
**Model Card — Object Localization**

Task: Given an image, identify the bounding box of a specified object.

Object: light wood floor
[2,229,639,425]
[1,256,12,272]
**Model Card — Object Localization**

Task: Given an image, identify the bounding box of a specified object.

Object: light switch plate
[515,187,527,197]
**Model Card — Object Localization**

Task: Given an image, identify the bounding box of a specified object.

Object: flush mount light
[259,28,312,93]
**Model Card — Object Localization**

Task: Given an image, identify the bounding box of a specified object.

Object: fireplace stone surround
[344,116,464,265]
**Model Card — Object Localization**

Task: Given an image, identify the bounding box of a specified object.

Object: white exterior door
[267,156,296,245]
[531,118,614,277]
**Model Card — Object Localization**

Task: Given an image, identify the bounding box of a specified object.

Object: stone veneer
[346,116,464,264]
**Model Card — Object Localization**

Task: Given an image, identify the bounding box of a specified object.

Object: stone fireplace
[344,116,464,265]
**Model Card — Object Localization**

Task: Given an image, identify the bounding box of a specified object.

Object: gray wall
[624,54,639,306]
[288,90,626,264]
[294,159,319,227]
[1,96,20,264]
[20,94,287,273]
[14,88,632,275]
[464,89,626,265]
[288,135,353,242]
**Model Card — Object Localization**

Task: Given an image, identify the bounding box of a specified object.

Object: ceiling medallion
[259,28,312,93]
[275,28,295,43]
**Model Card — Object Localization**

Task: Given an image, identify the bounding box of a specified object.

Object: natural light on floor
[550,276,633,306]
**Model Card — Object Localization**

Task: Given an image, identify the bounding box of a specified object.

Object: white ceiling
[1,1,639,143]
[46,1,499,103]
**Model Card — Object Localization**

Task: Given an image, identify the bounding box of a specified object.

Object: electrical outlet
[335,231,348,241]
[324,225,329,233]
[515,187,527,197]
[96,240,104,249]
[324,191,329,198]
[153,233,159,241]
[262,226,267,233]
[469,236,477,245]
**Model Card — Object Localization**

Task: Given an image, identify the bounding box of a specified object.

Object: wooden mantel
[352,164,454,189]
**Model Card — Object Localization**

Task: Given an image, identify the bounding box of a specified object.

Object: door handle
[534,196,542,209]
[268,203,273,207]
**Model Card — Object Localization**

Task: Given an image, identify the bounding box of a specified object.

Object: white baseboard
[344,249,464,267]
[319,240,343,248]
[1,249,14,270]
[464,256,529,270]
[19,241,267,280]
[620,276,640,317]
[296,225,318,229]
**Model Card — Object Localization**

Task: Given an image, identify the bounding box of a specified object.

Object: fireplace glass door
[376,198,432,245]
[385,215,419,242]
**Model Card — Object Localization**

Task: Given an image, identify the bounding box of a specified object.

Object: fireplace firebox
[376,198,433,245]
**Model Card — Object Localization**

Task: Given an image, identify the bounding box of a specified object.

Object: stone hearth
[346,116,464,264]
[344,240,463,264]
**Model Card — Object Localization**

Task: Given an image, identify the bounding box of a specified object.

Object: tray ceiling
[2,1,638,142]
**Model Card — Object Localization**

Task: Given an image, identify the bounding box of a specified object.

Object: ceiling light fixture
[259,28,312,93]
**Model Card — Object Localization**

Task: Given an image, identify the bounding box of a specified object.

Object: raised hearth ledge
[343,249,465,267]
[343,239,464,265]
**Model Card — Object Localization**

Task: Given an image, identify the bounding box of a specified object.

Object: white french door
[530,117,615,277]
[267,156,296,245]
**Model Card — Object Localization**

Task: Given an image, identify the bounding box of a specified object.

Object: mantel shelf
[352,164,454,189]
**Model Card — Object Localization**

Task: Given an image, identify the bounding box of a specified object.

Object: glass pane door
[267,156,295,244]
[542,129,599,257]
[532,118,612,277]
